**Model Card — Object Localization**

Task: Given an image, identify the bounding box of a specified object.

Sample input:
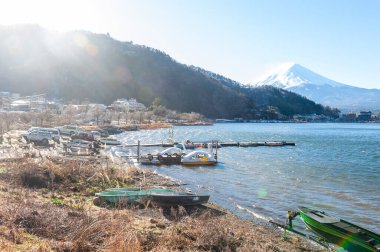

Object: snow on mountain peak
[255,62,345,89]
[252,62,380,111]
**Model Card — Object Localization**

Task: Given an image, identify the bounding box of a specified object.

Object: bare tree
[180,112,202,123]
[63,105,77,124]
[0,113,4,144]
[144,111,154,123]
[92,105,103,125]
[124,108,129,124]
[167,110,179,121]
[19,112,33,124]
[104,110,112,125]
[116,111,123,125]
[1,112,17,131]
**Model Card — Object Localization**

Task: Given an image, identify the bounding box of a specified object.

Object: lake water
[116,123,380,233]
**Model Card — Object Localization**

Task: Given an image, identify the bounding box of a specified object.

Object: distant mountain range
[0,24,338,118]
[254,63,380,112]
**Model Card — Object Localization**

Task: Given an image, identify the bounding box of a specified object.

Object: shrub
[20,170,49,188]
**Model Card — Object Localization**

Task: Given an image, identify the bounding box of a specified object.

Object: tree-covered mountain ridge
[0,24,338,118]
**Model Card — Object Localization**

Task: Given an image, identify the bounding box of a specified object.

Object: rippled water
[116,123,380,233]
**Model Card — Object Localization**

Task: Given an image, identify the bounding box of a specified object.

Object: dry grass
[135,123,172,130]
[0,158,327,252]
[0,189,140,251]
[3,157,137,193]
[0,158,144,251]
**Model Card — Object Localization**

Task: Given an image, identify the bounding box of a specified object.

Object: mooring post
[137,140,140,162]
[215,140,218,162]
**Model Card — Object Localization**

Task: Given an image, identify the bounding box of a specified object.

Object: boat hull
[150,193,210,206]
[299,207,380,252]
[95,189,209,207]
[105,188,175,193]
[95,192,147,204]
[181,161,217,166]
[95,188,176,204]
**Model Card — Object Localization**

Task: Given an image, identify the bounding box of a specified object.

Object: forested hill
[0,25,338,118]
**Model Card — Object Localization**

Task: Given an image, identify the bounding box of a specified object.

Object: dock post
[215,140,218,162]
[137,140,140,162]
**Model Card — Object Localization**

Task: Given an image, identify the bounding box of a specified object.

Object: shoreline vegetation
[0,131,327,251]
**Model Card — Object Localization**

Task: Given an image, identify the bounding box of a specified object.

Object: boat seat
[308,211,339,224]
[365,238,375,245]
[332,222,360,234]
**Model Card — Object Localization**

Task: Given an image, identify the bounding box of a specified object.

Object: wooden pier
[222,141,296,147]
[115,140,295,166]
[140,154,182,165]
[121,141,295,148]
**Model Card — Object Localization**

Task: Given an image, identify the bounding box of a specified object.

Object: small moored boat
[98,138,121,146]
[179,140,196,149]
[181,150,217,166]
[295,206,380,252]
[159,147,184,156]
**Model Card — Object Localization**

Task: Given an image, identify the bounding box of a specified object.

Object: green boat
[150,192,210,206]
[294,206,380,252]
[105,187,174,193]
[95,188,176,204]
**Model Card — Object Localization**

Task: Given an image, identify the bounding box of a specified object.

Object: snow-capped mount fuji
[254,63,380,112]
[255,63,345,89]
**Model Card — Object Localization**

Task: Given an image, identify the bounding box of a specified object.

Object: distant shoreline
[214,120,380,124]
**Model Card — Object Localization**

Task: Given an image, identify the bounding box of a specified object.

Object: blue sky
[1,0,379,88]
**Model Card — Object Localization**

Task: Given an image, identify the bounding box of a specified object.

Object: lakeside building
[111,99,129,111]
[110,98,146,112]
[87,103,107,113]
[0,92,55,112]
[357,111,372,121]
[0,92,11,98]
[128,98,146,111]
[293,114,337,122]
[0,92,20,99]
[10,100,31,111]
[63,103,107,114]
[0,92,21,110]
[340,113,357,122]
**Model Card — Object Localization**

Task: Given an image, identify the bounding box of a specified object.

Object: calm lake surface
[116,123,380,233]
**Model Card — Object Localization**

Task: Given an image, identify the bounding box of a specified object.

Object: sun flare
[0,0,103,32]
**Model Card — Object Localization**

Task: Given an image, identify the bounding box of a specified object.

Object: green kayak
[297,206,380,252]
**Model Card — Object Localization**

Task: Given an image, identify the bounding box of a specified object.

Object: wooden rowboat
[297,206,380,252]
[150,192,210,206]
[95,188,176,204]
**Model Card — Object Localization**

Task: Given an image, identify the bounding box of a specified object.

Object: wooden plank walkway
[120,141,295,148]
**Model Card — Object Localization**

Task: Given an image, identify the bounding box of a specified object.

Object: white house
[111,98,146,112]
[10,100,31,111]
[127,98,146,111]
